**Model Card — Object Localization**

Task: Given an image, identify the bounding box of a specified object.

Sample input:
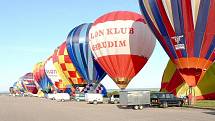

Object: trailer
[85,93,103,104]
[119,90,150,110]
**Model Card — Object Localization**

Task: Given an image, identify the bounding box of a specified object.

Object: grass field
[192,100,215,109]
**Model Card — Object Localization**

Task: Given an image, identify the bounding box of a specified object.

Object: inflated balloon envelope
[162,60,215,100]
[89,11,156,89]
[139,0,215,87]
[55,42,87,92]
[44,55,62,92]
[66,23,107,90]
[20,72,38,94]
[33,62,53,92]
[33,62,43,90]
[52,47,73,92]
[13,80,25,93]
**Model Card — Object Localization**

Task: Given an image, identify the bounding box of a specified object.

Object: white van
[46,93,56,100]
[54,93,71,102]
[85,93,103,104]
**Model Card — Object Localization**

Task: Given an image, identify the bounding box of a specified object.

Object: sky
[0,0,169,92]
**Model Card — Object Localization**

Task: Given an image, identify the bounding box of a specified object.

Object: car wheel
[178,101,182,107]
[61,99,65,102]
[114,100,118,104]
[139,105,143,110]
[134,105,139,110]
[93,100,98,105]
[77,98,80,102]
[161,102,168,108]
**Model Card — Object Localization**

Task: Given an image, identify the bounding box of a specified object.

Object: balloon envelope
[139,0,215,86]
[52,47,73,92]
[33,62,40,83]
[33,62,53,93]
[162,60,215,100]
[20,72,38,94]
[66,23,106,86]
[45,55,61,92]
[56,42,86,86]
[13,80,25,93]
[89,11,156,89]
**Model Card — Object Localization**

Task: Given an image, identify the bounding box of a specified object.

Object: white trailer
[120,90,150,110]
[85,93,103,104]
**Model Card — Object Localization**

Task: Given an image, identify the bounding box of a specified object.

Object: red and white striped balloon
[89,11,156,89]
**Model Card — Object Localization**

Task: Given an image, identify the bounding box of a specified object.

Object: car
[74,93,85,102]
[150,92,184,108]
[109,94,120,104]
[46,93,56,100]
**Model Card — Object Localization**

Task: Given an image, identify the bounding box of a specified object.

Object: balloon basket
[120,88,125,91]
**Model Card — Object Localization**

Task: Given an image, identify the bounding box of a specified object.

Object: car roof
[151,92,172,94]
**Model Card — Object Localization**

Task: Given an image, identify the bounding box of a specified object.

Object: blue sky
[0,0,169,92]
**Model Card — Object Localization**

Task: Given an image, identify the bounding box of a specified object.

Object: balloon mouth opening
[174,57,212,87]
[178,68,203,76]
[178,68,206,87]
[113,77,130,89]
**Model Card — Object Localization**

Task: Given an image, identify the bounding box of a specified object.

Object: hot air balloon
[20,72,38,94]
[54,42,86,93]
[44,55,62,93]
[162,60,215,100]
[139,0,215,100]
[66,23,106,90]
[33,62,44,90]
[52,47,73,92]
[33,63,40,84]
[40,62,54,93]
[12,82,20,95]
[89,11,156,89]
[12,80,26,95]
[33,62,53,93]
[33,62,47,97]
[13,81,21,92]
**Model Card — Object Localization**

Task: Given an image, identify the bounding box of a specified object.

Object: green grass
[193,100,215,109]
